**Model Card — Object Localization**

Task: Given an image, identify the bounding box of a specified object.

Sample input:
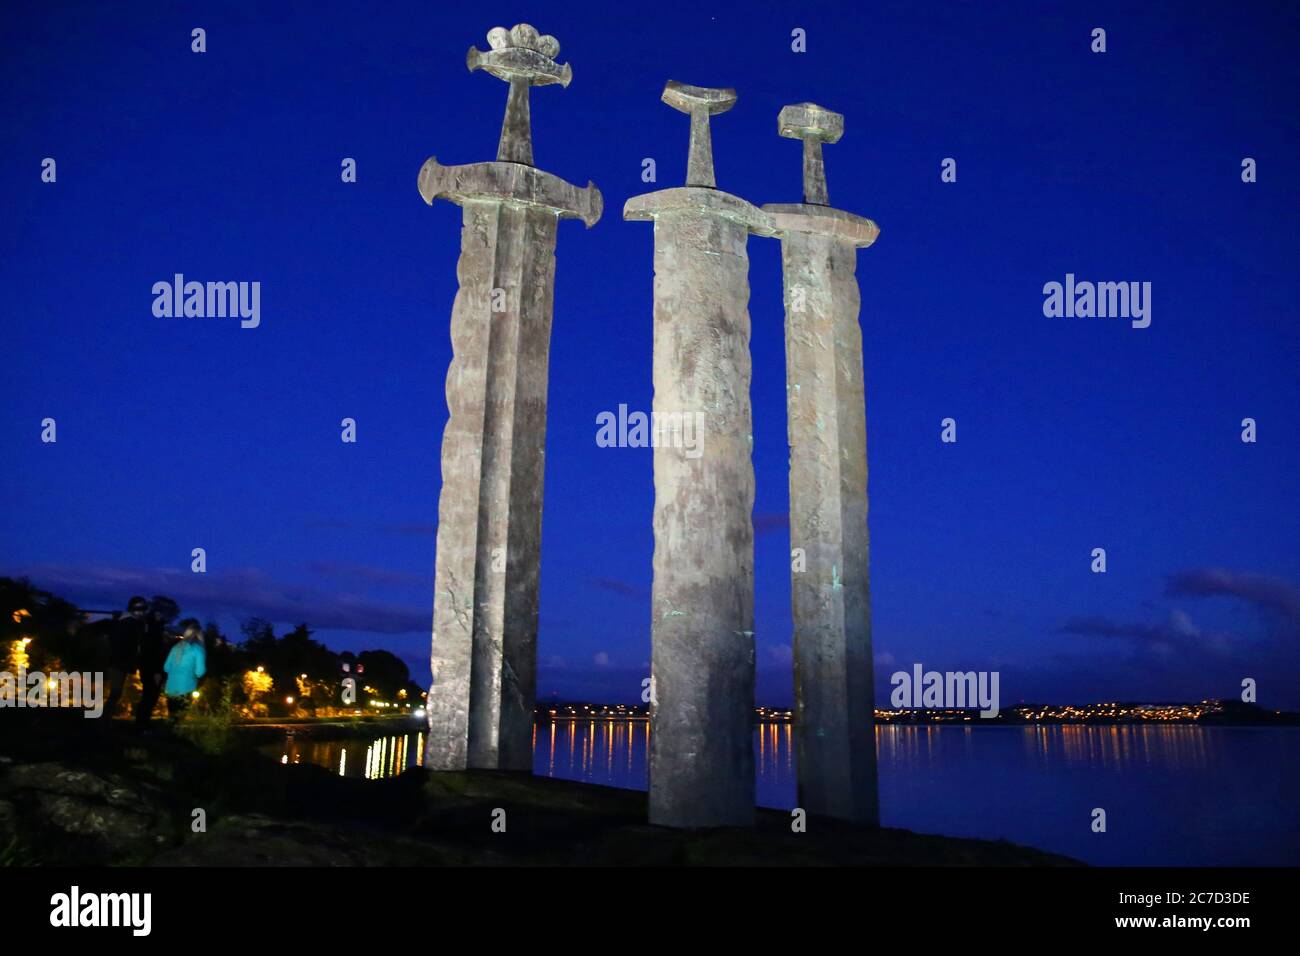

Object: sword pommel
[661,80,737,189]
[467,25,571,167]
[662,81,736,116]
[777,102,844,206]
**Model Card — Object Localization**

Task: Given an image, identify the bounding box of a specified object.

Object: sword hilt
[777,102,844,206]
[662,80,736,188]
[467,24,571,167]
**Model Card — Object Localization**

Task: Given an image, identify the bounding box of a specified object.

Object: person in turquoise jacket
[163,622,207,723]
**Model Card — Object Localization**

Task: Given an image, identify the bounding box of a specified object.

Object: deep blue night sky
[3,1,1298,708]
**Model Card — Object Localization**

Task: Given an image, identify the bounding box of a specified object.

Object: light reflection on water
[266,721,1300,866]
[274,731,425,781]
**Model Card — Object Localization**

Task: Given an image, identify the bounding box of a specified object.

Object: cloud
[1168,608,1197,637]
[753,513,790,536]
[1044,568,1300,704]
[1166,568,1300,630]
[536,663,648,703]
[300,518,436,537]
[8,562,429,635]
[381,522,437,536]
[590,577,649,600]
[1060,616,1181,644]
[763,642,793,666]
[301,518,353,531]
[307,559,426,589]
[1062,570,1300,650]
[1059,608,1241,655]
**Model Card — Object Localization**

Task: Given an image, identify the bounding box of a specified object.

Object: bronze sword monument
[764,103,881,823]
[625,81,775,827]
[418,24,602,771]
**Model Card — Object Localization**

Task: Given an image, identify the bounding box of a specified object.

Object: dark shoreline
[0,710,1080,866]
[232,715,420,742]
[226,714,1300,743]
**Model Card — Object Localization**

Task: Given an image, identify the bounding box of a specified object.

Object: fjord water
[268,722,1300,866]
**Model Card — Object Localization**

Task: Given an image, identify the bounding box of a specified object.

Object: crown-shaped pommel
[467,25,572,166]
[467,24,572,88]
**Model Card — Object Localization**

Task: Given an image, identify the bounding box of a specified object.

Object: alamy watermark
[152,274,261,328]
[890,664,1000,717]
[1042,273,1150,328]
[596,403,705,459]
[1,667,104,718]
[50,886,151,936]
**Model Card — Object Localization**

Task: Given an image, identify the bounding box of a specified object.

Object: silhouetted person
[77,614,117,677]
[134,603,172,728]
[163,622,207,725]
[105,596,148,719]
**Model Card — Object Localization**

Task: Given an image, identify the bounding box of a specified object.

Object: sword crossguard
[777,102,844,206]
[467,24,572,167]
[419,156,603,228]
[661,80,737,189]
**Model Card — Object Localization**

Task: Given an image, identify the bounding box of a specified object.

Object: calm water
[266,721,1300,866]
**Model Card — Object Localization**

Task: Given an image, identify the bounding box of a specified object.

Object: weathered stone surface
[0,797,17,845]
[763,103,881,824]
[1,762,168,858]
[421,27,601,772]
[418,158,601,226]
[661,80,737,188]
[625,83,774,828]
[777,102,843,207]
[764,203,878,247]
[150,813,451,867]
[467,23,571,166]
[0,714,1080,866]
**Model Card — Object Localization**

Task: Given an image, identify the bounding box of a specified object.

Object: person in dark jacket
[134,602,173,728]
[105,596,148,719]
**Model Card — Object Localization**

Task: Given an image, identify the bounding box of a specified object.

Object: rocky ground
[0,711,1079,866]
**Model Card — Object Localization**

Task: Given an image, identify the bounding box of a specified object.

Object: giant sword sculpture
[625,81,775,827]
[419,24,602,771]
[763,103,881,824]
